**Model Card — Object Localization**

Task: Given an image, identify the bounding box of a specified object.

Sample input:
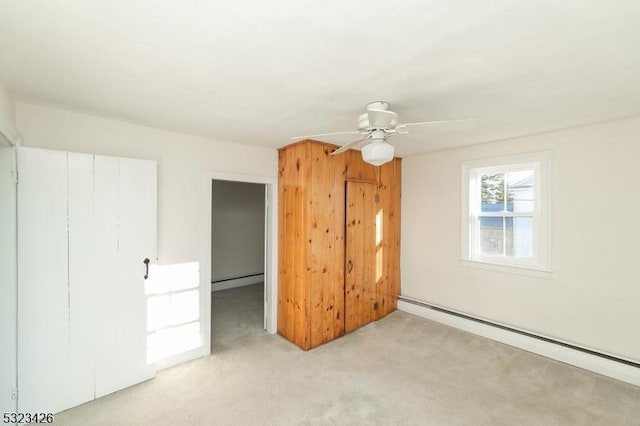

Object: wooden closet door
[345,181,379,333]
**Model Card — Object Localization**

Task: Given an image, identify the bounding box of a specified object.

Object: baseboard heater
[397,296,640,369]
[211,273,264,284]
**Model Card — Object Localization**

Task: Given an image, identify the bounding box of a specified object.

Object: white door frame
[201,171,278,353]
[0,144,17,418]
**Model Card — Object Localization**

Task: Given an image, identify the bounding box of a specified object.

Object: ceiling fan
[291,101,473,166]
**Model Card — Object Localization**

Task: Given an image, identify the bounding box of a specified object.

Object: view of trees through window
[481,173,513,207]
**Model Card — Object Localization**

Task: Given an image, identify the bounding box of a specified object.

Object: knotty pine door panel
[345,181,379,333]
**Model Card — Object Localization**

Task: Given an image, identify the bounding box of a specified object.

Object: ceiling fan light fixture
[361,139,394,166]
[293,100,473,161]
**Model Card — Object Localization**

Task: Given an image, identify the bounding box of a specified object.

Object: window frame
[461,152,552,273]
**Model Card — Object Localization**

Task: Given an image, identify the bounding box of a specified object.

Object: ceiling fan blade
[290,130,360,142]
[330,136,370,156]
[367,109,398,128]
[397,118,475,129]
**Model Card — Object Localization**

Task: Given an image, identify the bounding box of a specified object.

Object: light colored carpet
[54,284,639,425]
[211,282,265,352]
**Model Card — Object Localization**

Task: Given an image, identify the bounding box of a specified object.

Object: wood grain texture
[345,181,377,332]
[293,143,310,349]
[319,144,336,344]
[344,150,363,181]
[379,158,392,316]
[332,152,346,339]
[391,159,401,311]
[309,142,324,347]
[277,150,286,337]
[277,148,294,341]
[344,182,356,333]
[278,140,401,349]
[376,158,402,317]
[364,182,375,324]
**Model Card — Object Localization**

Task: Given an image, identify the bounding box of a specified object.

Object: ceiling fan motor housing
[358,101,398,130]
[366,101,389,111]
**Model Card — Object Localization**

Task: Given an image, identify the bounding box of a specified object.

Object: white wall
[401,116,640,362]
[211,180,265,284]
[0,81,14,121]
[0,81,18,143]
[15,101,278,364]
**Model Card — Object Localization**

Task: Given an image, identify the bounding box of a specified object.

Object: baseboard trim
[397,297,640,387]
[211,274,264,292]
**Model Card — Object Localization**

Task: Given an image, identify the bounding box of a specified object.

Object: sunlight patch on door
[145,262,201,364]
[376,209,384,282]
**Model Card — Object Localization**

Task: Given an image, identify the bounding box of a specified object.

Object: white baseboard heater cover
[397,296,640,387]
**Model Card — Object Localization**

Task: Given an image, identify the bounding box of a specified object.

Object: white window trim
[461,151,552,273]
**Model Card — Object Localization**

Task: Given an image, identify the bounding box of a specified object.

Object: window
[462,152,551,272]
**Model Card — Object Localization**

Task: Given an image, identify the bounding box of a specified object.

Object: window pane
[481,173,505,212]
[479,216,533,259]
[510,217,533,258]
[506,170,534,213]
[480,216,505,255]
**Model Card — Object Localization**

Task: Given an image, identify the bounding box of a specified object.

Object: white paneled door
[17,147,157,414]
[93,155,120,397]
[94,155,157,398]
[67,152,96,408]
[115,158,157,388]
[17,148,70,414]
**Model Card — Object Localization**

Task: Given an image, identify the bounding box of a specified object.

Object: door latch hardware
[143,258,150,280]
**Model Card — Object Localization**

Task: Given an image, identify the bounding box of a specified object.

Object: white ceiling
[1,1,639,156]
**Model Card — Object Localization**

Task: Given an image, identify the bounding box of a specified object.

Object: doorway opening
[210,179,268,352]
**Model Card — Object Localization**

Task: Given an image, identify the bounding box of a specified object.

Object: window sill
[460,259,553,279]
